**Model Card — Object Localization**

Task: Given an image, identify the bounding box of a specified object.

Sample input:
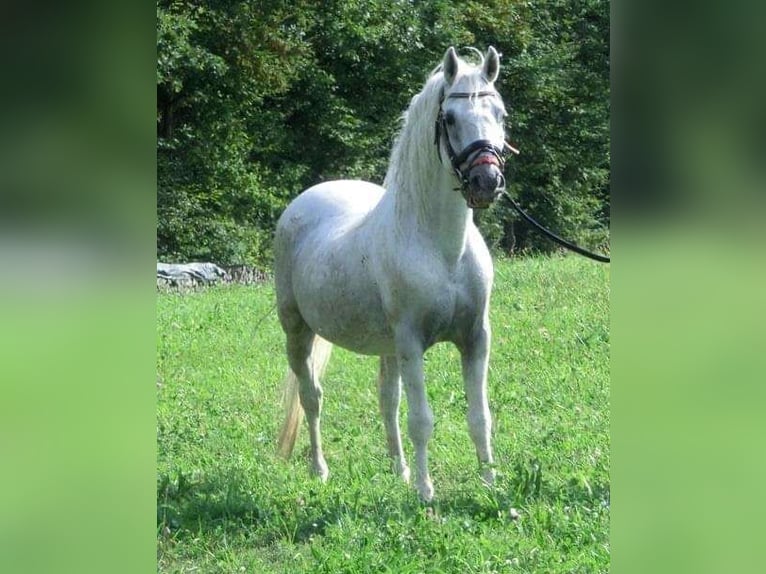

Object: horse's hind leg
[378,356,410,483]
[286,323,329,481]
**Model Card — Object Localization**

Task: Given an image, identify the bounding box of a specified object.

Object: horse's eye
[445,111,455,126]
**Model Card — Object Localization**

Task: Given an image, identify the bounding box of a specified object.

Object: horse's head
[436,46,515,209]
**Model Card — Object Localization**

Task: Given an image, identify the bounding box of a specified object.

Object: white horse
[275,47,512,501]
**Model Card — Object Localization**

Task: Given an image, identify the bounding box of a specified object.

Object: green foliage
[157,256,609,572]
[476,0,610,254]
[157,1,610,264]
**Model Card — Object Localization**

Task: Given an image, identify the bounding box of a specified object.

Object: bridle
[434,89,517,196]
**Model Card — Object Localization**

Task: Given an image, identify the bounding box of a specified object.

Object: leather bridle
[434,89,515,195]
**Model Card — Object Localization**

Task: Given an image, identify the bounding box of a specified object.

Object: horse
[274,47,512,501]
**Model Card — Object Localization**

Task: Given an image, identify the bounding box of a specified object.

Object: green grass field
[157,255,609,573]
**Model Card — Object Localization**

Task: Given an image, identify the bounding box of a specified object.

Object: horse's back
[277,180,385,239]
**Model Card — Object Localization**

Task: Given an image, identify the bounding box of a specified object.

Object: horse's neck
[392,169,473,266]
[383,91,474,266]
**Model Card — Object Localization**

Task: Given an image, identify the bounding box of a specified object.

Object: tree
[157,0,610,264]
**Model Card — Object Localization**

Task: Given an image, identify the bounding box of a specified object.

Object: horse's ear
[443,47,459,86]
[483,46,500,83]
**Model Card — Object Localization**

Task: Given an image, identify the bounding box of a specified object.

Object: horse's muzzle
[465,158,505,209]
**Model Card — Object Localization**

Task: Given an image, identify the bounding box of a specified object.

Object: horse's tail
[276,336,333,459]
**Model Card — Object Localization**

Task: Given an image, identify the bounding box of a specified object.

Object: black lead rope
[500,191,611,263]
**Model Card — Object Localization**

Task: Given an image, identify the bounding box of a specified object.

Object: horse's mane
[383,53,487,208]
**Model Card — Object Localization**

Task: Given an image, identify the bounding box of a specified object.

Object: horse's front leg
[460,323,495,486]
[396,331,434,501]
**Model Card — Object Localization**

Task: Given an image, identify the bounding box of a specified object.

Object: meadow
[157,255,609,573]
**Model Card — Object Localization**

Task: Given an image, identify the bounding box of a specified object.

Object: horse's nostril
[496,173,506,189]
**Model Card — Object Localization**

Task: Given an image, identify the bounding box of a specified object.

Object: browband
[445,90,498,99]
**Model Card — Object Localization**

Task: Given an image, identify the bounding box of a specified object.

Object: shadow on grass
[157,457,609,549]
[158,469,266,534]
[157,466,417,547]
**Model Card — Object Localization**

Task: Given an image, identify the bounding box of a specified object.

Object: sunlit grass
[157,255,609,573]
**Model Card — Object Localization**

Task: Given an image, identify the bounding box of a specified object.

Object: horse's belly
[298,287,395,355]
[315,320,394,356]
[292,240,395,355]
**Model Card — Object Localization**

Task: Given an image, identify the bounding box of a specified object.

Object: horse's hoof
[416,479,434,502]
[312,460,329,482]
[480,466,496,487]
[392,458,411,484]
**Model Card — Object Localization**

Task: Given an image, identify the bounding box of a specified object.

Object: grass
[157,255,609,573]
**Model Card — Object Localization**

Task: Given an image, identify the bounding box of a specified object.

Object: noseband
[434,89,514,194]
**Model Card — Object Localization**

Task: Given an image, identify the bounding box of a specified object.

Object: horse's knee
[407,406,433,443]
[378,381,399,417]
[467,406,490,432]
[298,384,322,414]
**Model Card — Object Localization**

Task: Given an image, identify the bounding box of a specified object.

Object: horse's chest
[420,292,457,344]
[407,276,483,346]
